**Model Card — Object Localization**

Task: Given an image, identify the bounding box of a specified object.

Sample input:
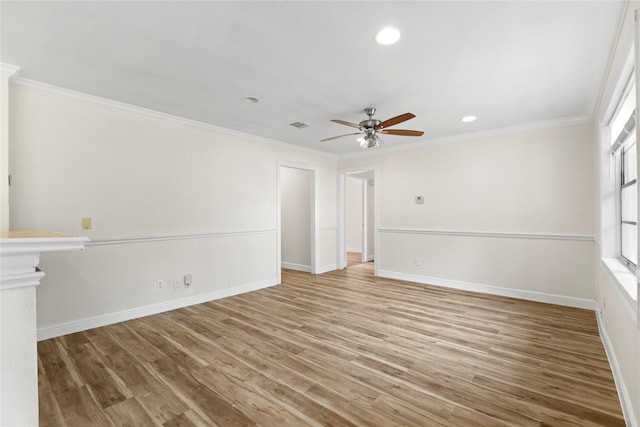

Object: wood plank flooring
[347,252,366,267]
[38,263,625,426]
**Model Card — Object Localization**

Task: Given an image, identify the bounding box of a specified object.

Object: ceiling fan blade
[379,129,424,137]
[376,113,416,130]
[331,119,361,129]
[320,132,362,142]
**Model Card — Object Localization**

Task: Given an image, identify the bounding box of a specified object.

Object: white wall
[281,166,312,271]
[346,176,363,253]
[339,122,596,306]
[8,82,337,336]
[594,2,640,426]
[7,29,637,423]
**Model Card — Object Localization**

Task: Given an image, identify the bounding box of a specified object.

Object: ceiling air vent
[289,121,309,129]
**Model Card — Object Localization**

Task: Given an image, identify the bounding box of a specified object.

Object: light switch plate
[82,217,92,230]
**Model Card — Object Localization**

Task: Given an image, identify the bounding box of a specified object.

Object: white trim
[8,74,592,162]
[361,179,372,264]
[281,262,311,273]
[337,173,346,269]
[1,64,20,229]
[0,63,21,78]
[1,270,45,291]
[596,304,639,427]
[1,238,90,253]
[377,269,596,310]
[11,77,337,160]
[317,264,337,274]
[347,247,362,253]
[87,229,276,246]
[593,1,633,119]
[601,258,639,324]
[0,235,89,290]
[378,227,594,242]
[37,277,278,341]
[340,115,592,159]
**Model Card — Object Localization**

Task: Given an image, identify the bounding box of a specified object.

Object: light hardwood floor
[347,252,367,267]
[38,263,625,426]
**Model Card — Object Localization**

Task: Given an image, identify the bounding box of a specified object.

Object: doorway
[277,162,318,283]
[338,167,377,272]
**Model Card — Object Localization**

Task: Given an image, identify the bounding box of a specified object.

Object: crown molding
[339,114,593,160]
[0,63,21,79]
[10,76,338,160]
[8,74,594,162]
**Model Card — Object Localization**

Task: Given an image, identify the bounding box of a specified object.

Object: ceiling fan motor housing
[360,107,380,129]
[360,119,381,130]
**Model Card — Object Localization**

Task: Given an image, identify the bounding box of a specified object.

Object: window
[620,141,637,266]
[610,77,637,270]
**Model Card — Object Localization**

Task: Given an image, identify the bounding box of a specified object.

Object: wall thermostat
[415,196,424,204]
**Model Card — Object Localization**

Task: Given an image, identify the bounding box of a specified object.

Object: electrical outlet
[184,273,192,287]
[414,257,421,267]
[172,278,182,289]
[156,280,167,290]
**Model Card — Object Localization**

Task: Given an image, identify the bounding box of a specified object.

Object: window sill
[601,258,638,320]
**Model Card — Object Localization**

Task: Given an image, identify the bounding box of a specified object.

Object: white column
[0,231,89,426]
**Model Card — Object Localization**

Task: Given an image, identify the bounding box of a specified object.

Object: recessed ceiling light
[242,96,260,104]
[461,115,477,122]
[376,27,401,45]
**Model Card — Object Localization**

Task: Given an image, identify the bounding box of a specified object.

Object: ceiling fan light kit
[358,134,380,149]
[322,107,424,149]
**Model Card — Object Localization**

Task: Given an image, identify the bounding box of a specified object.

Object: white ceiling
[0,1,626,156]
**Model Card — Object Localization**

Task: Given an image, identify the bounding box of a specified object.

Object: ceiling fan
[321,107,424,149]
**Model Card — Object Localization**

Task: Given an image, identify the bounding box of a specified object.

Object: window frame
[619,138,637,270]
[610,73,637,272]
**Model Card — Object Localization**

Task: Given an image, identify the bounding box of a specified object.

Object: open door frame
[337,166,378,273]
[361,178,375,263]
[276,160,319,284]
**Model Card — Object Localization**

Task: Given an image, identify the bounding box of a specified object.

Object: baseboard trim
[317,264,337,274]
[281,262,312,273]
[376,270,596,310]
[596,304,639,427]
[37,277,278,341]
